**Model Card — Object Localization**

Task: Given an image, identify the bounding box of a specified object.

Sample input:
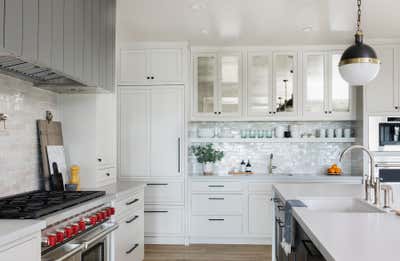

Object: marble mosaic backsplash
[189,121,362,176]
[0,74,58,197]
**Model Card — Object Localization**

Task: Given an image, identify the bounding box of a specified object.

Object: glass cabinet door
[218,54,241,115]
[247,53,272,116]
[303,53,327,115]
[194,54,217,115]
[330,53,351,113]
[273,53,297,115]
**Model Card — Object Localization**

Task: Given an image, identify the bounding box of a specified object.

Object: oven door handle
[81,223,119,249]
[42,243,85,261]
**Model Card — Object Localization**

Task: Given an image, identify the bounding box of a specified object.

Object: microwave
[369,116,400,151]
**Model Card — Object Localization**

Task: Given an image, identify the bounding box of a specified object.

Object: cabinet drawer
[115,191,144,219]
[96,168,116,187]
[191,181,242,193]
[190,216,243,236]
[248,182,273,193]
[115,212,144,261]
[144,206,184,235]
[145,182,184,204]
[191,194,243,215]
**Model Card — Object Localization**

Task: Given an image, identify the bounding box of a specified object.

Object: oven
[42,222,118,261]
[369,116,400,151]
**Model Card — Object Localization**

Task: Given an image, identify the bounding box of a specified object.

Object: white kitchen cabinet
[22,0,38,61]
[192,52,243,119]
[249,194,273,236]
[303,51,356,120]
[144,206,185,236]
[365,46,399,114]
[0,233,41,261]
[119,48,183,85]
[59,93,117,188]
[119,86,184,178]
[114,189,144,261]
[247,52,273,117]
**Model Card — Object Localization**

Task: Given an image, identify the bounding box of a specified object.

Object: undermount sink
[299,198,385,213]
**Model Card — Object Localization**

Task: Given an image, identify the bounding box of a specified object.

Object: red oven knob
[71,223,79,235]
[106,208,112,217]
[56,230,65,243]
[47,233,57,247]
[102,210,108,218]
[96,212,103,222]
[89,215,97,225]
[110,207,115,215]
[64,226,73,238]
[79,220,86,231]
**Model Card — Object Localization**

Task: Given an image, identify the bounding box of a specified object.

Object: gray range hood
[0,55,98,93]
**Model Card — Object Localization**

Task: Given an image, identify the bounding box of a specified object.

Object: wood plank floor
[144,244,272,261]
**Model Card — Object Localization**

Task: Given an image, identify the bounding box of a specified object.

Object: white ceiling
[116,0,400,45]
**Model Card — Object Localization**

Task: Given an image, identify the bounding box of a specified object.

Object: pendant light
[339,0,380,86]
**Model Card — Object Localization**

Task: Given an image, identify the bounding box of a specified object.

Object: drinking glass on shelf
[265,129,272,138]
[240,129,248,139]
[249,129,257,138]
[257,130,264,138]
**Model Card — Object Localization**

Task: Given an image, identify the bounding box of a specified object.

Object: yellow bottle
[70,165,81,191]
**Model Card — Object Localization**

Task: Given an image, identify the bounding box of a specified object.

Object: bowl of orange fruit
[327,164,342,175]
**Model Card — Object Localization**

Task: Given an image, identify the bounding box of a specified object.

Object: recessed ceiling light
[201,29,209,35]
[302,26,313,32]
[191,3,205,10]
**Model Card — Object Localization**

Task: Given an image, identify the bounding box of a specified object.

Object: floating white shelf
[189,137,357,143]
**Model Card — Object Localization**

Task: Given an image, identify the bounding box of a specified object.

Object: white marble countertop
[95,181,146,199]
[190,174,363,183]
[0,219,46,247]
[293,209,399,261]
[273,183,400,261]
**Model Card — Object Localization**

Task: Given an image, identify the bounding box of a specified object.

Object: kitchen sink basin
[299,198,385,213]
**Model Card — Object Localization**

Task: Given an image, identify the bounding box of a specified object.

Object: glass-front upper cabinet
[247,52,272,116]
[303,51,354,119]
[330,52,351,114]
[219,54,242,116]
[273,53,297,116]
[193,53,218,116]
[193,52,242,118]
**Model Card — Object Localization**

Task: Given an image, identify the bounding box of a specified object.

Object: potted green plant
[191,144,224,175]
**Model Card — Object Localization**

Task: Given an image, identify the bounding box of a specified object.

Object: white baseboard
[145,236,186,245]
[189,236,272,245]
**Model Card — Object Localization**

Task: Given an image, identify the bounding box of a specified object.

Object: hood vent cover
[0,56,84,87]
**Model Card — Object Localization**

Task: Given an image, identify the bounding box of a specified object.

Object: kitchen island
[273,183,400,261]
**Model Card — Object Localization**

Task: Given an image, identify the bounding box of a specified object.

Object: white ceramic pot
[203,162,214,175]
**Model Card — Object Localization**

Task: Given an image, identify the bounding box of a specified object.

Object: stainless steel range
[0,190,118,261]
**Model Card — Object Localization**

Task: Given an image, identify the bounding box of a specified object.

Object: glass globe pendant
[339,0,380,86]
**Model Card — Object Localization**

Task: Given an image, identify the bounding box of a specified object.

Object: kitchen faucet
[268,153,277,175]
[339,145,381,206]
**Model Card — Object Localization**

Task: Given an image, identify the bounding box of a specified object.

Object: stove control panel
[42,207,115,248]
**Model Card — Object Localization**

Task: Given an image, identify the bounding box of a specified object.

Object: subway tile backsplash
[0,74,58,197]
[189,121,362,176]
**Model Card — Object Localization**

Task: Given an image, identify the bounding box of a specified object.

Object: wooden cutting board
[37,120,64,190]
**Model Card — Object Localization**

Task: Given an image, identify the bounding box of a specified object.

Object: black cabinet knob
[106,173,110,177]
[146,76,150,79]
[269,112,272,114]
[395,106,399,110]
[218,112,221,115]
[324,111,328,114]
[150,76,154,79]
[97,158,102,162]
[214,112,217,115]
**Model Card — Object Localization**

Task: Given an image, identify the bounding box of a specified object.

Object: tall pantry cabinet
[118,43,187,244]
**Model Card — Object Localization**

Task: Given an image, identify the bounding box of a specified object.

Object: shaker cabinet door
[150,86,184,177]
[149,49,183,84]
[119,49,149,84]
[366,47,398,113]
[249,194,273,236]
[119,88,151,178]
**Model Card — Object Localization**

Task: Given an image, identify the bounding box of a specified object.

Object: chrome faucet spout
[339,145,380,206]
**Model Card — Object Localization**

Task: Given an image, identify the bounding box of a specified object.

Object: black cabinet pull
[144,210,169,213]
[146,76,150,79]
[208,185,224,188]
[97,158,102,162]
[218,112,221,114]
[178,137,181,173]
[147,183,168,186]
[269,111,272,114]
[126,215,139,224]
[208,197,224,200]
[395,106,399,110]
[126,198,139,205]
[126,243,139,254]
[208,218,224,221]
[324,111,328,114]
[151,76,154,79]
[105,173,110,177]
[214,112,217,114]
[277,205,285,211]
